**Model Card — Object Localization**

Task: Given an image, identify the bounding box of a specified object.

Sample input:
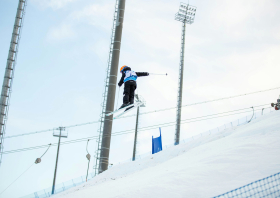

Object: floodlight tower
[0,0,27,166]
[174,3,196,145]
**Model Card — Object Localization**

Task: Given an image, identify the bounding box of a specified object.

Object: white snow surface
[53,111,280,198]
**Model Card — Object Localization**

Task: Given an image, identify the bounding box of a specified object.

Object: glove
[147,72,149,76]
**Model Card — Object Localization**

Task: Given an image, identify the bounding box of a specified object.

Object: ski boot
[119,102,130,110]
[124,105,134,112]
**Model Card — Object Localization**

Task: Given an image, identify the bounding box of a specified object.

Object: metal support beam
[96,0,126,174]
[132,94,145,161]
[175,21,186,145]
[132,106,140,161]
[0,0,27,166]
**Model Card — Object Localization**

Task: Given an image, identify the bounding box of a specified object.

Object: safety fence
[178,106,272,145]
[21,173,96,198]
[21,107,275,197]
[213,172,280,198]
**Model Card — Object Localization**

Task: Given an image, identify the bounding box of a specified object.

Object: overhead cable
[0,143,51,195]
[5,120,100,139]
[4,86,279,139]
[119,87,280,118]
[2,105,271,155]
[0,163,34,196]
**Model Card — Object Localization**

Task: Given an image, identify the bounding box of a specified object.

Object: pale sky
[0,0,280,197]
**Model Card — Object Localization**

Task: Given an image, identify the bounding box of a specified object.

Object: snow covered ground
[53,111,280,198]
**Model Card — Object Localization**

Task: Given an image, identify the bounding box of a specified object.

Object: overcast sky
[0,0,280,197]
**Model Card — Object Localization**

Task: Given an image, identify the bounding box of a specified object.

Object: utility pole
[0,0,27,166]
[95,0,126,175]
[52,127,67,194]
[174,3,197,145]
[132,95,145,161]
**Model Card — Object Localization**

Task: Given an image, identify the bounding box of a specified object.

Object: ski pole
[149,73,168,76]
[115,87,121,111]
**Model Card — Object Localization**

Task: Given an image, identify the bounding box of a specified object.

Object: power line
[0,143,52,196]
[0,144,51,195]
[4,86,279,139]
[2,105,271,155]
[0,163,34,196]
[4,120,100,139]
[2,136,99,154]
[5,128,54,139]
[120,86,280,118]
[111,105,269,135]
[3,104,270,154]
[65,121,100,129]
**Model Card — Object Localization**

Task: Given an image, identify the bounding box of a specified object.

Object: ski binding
[106,103,136,117]
[113,102,144,119]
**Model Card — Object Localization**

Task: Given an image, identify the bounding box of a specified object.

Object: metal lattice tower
[94,0,126,175]
[174,3,196,145]
[0,0,27,166]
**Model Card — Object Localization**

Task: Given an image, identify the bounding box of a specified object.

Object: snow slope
[53,111,280,198]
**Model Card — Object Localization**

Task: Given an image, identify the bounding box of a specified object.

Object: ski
[106,103,135,116]
[113,102,143,119]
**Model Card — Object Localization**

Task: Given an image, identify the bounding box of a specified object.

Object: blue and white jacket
[118,67,149,87]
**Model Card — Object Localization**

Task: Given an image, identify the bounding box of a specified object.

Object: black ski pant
[123,80,137,104]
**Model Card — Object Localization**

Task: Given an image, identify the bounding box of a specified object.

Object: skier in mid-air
[118,65,149,110]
